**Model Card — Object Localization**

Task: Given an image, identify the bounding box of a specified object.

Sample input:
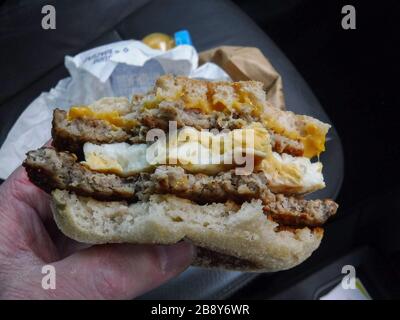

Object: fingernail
[157,242,196,274]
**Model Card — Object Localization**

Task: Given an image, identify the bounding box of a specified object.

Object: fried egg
[81,126,326,194]
[82,127,270,176]
[259,152,325,194]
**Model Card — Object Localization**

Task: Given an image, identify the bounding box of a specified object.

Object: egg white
[81,127,325,194]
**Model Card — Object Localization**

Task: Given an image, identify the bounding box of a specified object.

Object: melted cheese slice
[263,106,330,158]
[67,97,138,130]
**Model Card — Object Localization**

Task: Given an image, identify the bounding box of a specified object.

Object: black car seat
[0,0,344,299]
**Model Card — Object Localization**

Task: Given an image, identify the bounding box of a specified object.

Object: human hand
[0,166,194,299]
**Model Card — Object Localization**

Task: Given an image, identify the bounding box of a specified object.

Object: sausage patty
[23,148,337,227]
[52,107,304,157]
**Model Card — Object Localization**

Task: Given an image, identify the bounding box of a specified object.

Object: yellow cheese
[68,106,138,130]
[302,123,327,158]
[263,112,329,158]
[183,98,214,114]
[140,84,263,116]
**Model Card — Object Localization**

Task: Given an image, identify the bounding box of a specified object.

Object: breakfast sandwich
[23,75,338,272]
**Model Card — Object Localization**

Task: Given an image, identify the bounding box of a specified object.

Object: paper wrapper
[0,43,285,179]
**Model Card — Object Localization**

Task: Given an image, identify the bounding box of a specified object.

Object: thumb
[44,242,195,299]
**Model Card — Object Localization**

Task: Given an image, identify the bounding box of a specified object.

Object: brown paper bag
[199,46,285,110]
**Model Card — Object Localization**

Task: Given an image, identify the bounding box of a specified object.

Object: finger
[0,138,55,222]
[1,166,53,221]
[46,242,195,299]
[52,232,92,258]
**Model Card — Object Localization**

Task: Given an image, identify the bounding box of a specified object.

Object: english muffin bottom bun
[51,190,323,272]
